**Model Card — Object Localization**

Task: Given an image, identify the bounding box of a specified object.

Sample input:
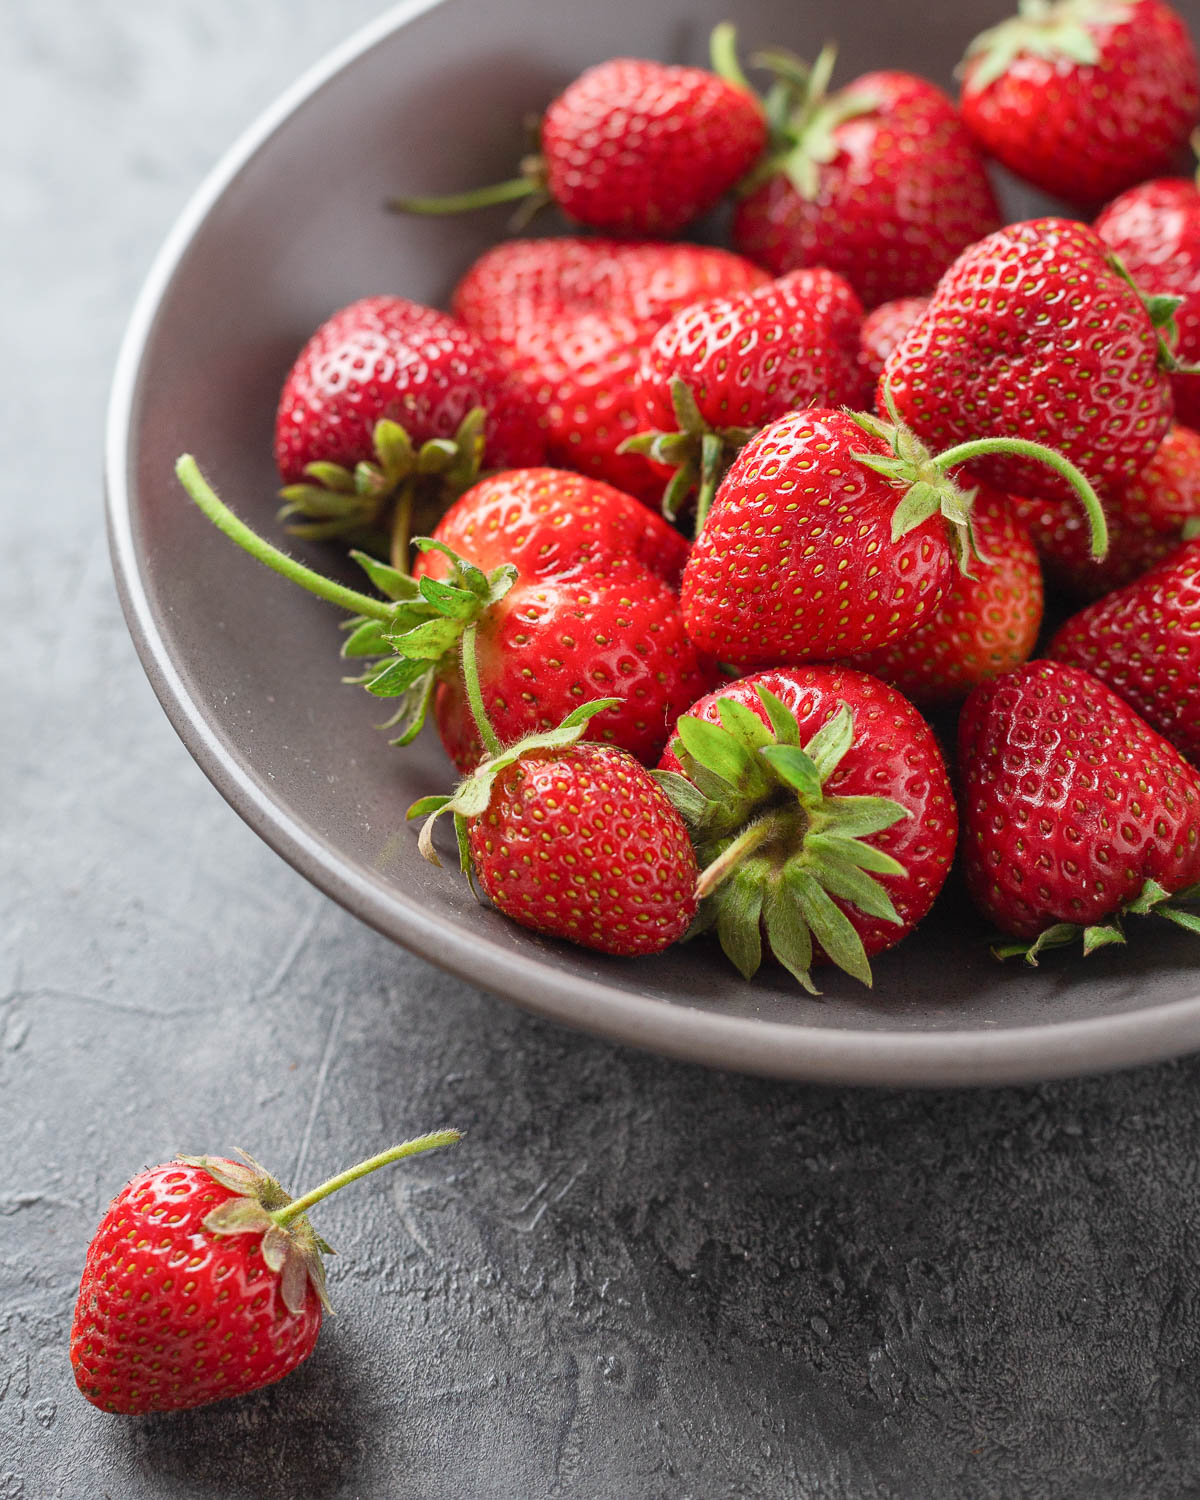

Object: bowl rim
[104,0,1200,1088]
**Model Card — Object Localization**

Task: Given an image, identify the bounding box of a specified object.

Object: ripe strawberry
[391,29,766,236]
[1048,539,1200,761]
[959,0,1200,209]
[653,667,957,988]
[882,218,1177,505]
[274,297,543,562]
[857,296,929,398]
[850,488,1044,708]
[1013,423,1200,598]
[626,267,865,522]
[175,459,712,772]
[959,660,1200,960]
[731,58,1001,309]
[1095,174,1200,430]
[679,402,1103,671]
[452,238,768,501]
[71,1133,461,1414]
[412,699,698,957]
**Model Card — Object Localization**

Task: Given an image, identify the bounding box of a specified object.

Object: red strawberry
[1095,174,1200,430]
[959,0,1199,209]
[959,660,1200,960]
[391,30,766,236]
[175,459,713,773]
[857,296,929,398]
[881,218,1177,505]
[1013,423,1200,598]
[71,1134,461,1414]
[452,238,768,500]
[274,297,543,561]
[850,487,1044,708]
[653,666,957,988]
[413,698,698,957]
[1048,538,1200,760]
[732,60,1001,309]
[679,403,1103,671]
[626,268,865,521]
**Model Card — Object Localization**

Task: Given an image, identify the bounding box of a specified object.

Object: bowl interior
[108,0,1200,1085]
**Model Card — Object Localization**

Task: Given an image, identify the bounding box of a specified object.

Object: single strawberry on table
[452,237,768,501]
[389,25,766,236]
[624,267,865,523]
[959,660,1200,960]
[175,459,713,770]
[958,0,1199,210]
[71,1131,461,1414]
[1048,538,1200,761]
[881,218,1178,506]
[274,296,543,566]
[653,666,957,989]
[730,48,1001,309]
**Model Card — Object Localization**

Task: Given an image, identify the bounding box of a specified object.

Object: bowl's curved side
[104,0,1200,1087]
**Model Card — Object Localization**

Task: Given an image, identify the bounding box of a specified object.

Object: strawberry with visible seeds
[390,26,766,236]
[849,487,1044,709]
[960,661,1200,961]
[71,1133,461,1414]
[959,0,1199,210]
[1049,538,1200,761]
[175,459,712,771]
[882,218,1178,505]
[653,667,957,989]
[274,297,543,566]
[625,267,865,523]
[857,296,929,400]
[1013,423,1200,598]
[731,48,1001,309]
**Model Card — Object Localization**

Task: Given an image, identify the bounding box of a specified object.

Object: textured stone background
[6,2,1200,1496]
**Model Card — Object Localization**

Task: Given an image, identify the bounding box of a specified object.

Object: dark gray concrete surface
[6,2,1200,1496]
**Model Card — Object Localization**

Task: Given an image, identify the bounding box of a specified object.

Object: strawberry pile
[176,2,1200,990]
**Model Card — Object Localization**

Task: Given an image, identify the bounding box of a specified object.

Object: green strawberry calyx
[620,377,757,529]
[1105,253,1196,375]
[652,685,911,992]
[279,410,487,572]
[179,1133,462,1316]
[175,455,520,748]
[848,383,1109,573]
[960,0,1134,95]
[993,878,1200,965]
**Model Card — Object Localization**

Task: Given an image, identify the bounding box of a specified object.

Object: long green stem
[272,1130,463,1227]
[933,437,1109,560]
[387,178,538,216]
[175,455,394,621]
[461,623,502,758]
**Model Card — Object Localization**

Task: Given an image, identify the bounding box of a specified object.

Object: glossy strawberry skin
[681,409,954,669]
[71,1161,320,1415]
[882,218,1174,505]
[453,239,768,500]
[469,743,698,955]
[850,488,1043,708]
[635,268,865,437]
[959,661,1200,939]
[274,297,543,483]
[659,666,958,959]
[1013,424,1200,598]
[960,0,1200,209]
[1048,539,1200,761]
[1095,177,1200,431]
[541,59,766,236]
[857,297,929,399]
[417,469,714,771]
[732,73,1001,310]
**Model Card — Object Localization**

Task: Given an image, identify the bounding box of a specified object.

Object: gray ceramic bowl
[106,0,1200,1086]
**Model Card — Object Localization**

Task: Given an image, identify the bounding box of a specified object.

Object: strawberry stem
[461,623,503,758]
[932,437,1109,559]
[697,810,789,899]
[388,177,542,216]
[175,456,394,622]
[271,1130,463,1228]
